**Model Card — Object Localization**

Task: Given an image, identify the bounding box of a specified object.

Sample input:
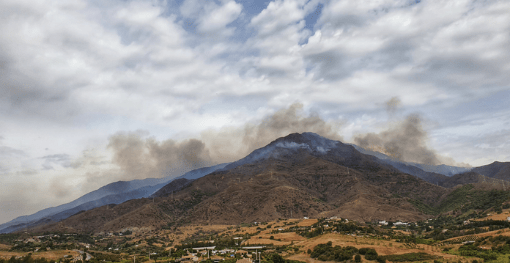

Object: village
[3,210,510,263]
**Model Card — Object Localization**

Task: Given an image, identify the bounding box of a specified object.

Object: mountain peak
[221,132,354,171]
[268,132,341,154]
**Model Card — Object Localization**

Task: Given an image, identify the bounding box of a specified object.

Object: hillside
[472,161,510,181]
[31,133,456,234]
[0,163,228,234]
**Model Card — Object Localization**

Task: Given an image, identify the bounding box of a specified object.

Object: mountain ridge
[30,133,456,233]
[0,163,229,233]
[16,132,510,234]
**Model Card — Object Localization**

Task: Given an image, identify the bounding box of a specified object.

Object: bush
[380,253,437,262]
[310,243,357,262]
[355,255,361,263]
[364,249,378,260]
[271,254,285,263]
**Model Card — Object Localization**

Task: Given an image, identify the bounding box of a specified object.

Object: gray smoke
[108,103,342,179]
[201,103,343,164]
[385,96,401,115]
[107,131,213,180]
[354,114,443,165]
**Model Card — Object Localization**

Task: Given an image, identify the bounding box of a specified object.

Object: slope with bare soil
[32,133,454,233]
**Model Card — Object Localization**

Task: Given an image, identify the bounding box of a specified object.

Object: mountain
[31,133,455,234]
[436,172,508,189]
[26,133,510,234]
[351,144,470,178]
[151,178,192,198]
[0,163,228,233]
[472,161,510,181]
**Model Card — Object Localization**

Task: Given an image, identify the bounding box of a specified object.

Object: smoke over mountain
[354,114,443,165]
[353,97,462,166]
[202,103,343,164]
[107,103,342,179]
[107,100,468,180]
[107,132,213,181]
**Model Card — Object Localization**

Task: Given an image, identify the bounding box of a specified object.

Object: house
[219,249,235,254]
[379,220,388,226]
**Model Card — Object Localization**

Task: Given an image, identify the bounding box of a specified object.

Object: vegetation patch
[310,242,358,261]
[410,185,510,215]
[380,252,439,262]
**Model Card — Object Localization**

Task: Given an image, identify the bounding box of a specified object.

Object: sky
[1,0,510,224]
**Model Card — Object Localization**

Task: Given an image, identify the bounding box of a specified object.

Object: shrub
[364,249,378,260]
[310,243,357,262]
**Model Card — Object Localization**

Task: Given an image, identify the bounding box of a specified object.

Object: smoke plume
[202,103,342,163]
[385,96,401,115]
[107,103,342,179]
[354,96,465,166]
[107,131,213,180]
[354,114,443,165]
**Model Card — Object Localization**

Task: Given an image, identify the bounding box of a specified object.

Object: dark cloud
[304,50,351,81]
[410,54,510,92]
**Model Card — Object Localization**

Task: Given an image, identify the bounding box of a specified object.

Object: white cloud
[197,1,242,35]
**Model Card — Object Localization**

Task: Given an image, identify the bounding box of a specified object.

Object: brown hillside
[33,133,452,233]
[472,161,510,181]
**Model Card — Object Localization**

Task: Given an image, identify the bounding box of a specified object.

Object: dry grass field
[0,250,79,261]
[0,244,11,251]
[298,219,318,227]
[286,233,463,263]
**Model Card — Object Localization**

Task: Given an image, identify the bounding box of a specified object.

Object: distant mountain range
[0,163,228,233]
[5,132,510,234]
[25,132,510,234]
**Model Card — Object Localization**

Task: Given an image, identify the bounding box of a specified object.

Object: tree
[365,249,378,260]
[355,255,361,263]
[271,254,285,263]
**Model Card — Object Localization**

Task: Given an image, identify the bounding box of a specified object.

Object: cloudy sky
[1,0,510,224]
